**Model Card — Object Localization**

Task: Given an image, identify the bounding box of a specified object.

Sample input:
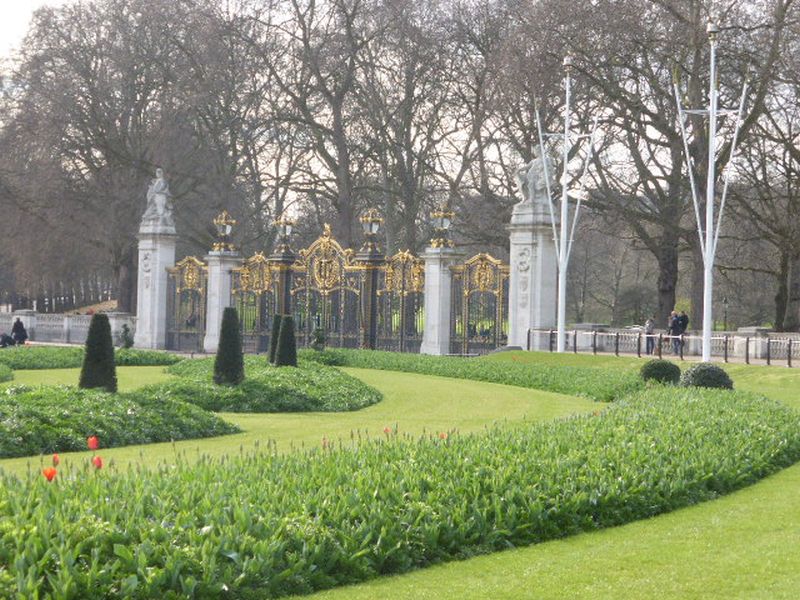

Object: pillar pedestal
[420,246,462,355]
[134,226,177,349]
[203,250,242,353]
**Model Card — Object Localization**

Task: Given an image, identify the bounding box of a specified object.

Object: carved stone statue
[515,149,555,206]
[141,168,175,229]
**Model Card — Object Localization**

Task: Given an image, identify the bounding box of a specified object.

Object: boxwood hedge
[0,385,239,458]
[0,364,11,383]
[0,346,182,370]
[161,356,381,412]
[1,387,798,598]
[301,348,642,401]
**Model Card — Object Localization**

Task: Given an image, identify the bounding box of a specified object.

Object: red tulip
[439,432,448,440]
[91,455,103,469]
[87,436,100,451]
[52,453,60,467]
[383,427,391,435]
[42,467,57,482]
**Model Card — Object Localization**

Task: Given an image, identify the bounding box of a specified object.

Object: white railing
[0,311,135,346]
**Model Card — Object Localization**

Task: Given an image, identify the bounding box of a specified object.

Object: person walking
[668,311,681,354]
[644,316,656,355]
[11,318,28,345]
[677,310,689,352]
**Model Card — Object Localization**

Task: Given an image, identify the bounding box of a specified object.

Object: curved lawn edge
[2,386,799,598]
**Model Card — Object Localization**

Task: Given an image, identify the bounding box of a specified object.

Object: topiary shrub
[640,359,681,384]
[268,314,282,364]
[79,313,118,393]
[680,362,733,390]
[214,307,244,385]
[274,315,298,367]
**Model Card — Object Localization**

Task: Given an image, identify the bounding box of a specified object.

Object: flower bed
[160,356,382,412]
[301,348,641,402]
[2,387,798,598]
[0,385,238,458]
[0,346,182,370]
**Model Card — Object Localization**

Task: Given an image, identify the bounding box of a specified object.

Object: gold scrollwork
[292,223,354,296]
[454,253,509,296]
[381,250,424,295]
[169,256,207,293]
[234,252,273,294]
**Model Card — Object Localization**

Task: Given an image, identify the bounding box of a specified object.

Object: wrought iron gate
[166,256,207,352]
[450,253,509,354]
[291,225,362,348]
[232,252,276,353]
[376,251,425,352]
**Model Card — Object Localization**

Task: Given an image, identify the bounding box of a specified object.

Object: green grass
[1,365,172,391]
[0,367,596,478]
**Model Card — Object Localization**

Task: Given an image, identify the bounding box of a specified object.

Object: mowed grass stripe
[0,366,596,478]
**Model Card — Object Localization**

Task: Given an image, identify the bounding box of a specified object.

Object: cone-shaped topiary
[214,307,244,385]
[274,315,298,367]
[268,314,282,364]
[79,313,118,392]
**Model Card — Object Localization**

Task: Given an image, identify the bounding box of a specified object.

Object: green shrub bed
[0,364,11,383]
[301,348,641,401]
[2,387,798,598]
[0,385,239,458]
[161,356,382,412]
[0,346,182,370]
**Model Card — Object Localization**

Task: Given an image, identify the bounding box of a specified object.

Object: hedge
[0,385,239,458]
[301,348,642,402]
[0,346,182,370]
[163,356,381,412]
[1,387,798,598]
[0,364,11,383]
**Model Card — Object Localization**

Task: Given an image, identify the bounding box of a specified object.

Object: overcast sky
[0,0,70,58]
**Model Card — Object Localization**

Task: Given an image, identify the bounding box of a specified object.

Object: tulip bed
[0,385,238,458]
[160,356,382,413]
[301,349,642,401]
[2,387,799,598]
[0,364,11,383]
[0,346,181,370]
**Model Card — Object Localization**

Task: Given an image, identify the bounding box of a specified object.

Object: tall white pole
[556,56,572,352]
[702,23,719,362]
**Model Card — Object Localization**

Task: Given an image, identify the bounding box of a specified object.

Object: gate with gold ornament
[450,253,509,354]
[232,252,277,353]
[166,256,207,351]
[291,225,362,348]
[376,251,425,352]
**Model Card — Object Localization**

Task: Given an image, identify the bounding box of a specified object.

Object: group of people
[0,318,28,348]
[643,310,689,355]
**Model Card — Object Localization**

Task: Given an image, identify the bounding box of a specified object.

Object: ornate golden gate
[376,251,425,352]
[166,256,207,352]
[232,252,277,352]
[450,253,509,354]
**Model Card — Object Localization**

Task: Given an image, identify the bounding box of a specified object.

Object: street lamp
[272,214,296,257]
[212,210,237,252]
[359,208,383,254]
[430,205,455,248]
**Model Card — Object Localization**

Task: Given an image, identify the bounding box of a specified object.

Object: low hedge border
[162,356,382,413]
[0,364,12,383]
[2,387,799,598]
[300,348,642,402]
[0,346,182,370]
[0,385,239,458]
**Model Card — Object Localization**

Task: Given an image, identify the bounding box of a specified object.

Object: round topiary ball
[640,359,681,384]
[679,362,733,390]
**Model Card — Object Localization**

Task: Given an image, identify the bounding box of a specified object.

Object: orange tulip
[439,432,448,440]
[91,455,103,469]
[87,436,100,451]
[52,453,60,467]
[42,467,57,482]
[383,427,391,435]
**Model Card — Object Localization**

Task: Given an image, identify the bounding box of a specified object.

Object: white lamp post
[674,21,748,362]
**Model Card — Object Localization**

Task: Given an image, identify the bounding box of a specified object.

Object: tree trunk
[656,237,679,327]
[781,253,800,331]
[115,252,136,314]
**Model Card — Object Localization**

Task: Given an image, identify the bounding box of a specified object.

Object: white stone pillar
[420,247,462,355]
[134,227,177,349]
[508,200,558,349]
[203,251,242,353]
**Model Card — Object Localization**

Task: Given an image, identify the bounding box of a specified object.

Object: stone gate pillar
[420,246,462,355]
[134,169,177,349]
[203,211,242,353]
[508,163,558,349]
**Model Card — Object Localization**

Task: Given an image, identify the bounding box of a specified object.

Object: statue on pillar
[514,149,555,207]
[141,168,175,229]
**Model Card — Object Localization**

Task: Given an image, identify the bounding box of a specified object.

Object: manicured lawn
[0,367,596,478]
[2,365,173,391]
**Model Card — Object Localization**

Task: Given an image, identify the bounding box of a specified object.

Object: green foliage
[0,385,239,458]
[301,349,642,402]
[1,388,798,598]
[79,313,118,392]
[0,346,181,370]
[310,326,326,351]
[120,323,135,348]
[163,356,381,412]
[275,315,298,367]
[213,307,244,385]
[680,362,734,390]
[0,364,12,383]
[268,314,282,364]
[640,359,681,384]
